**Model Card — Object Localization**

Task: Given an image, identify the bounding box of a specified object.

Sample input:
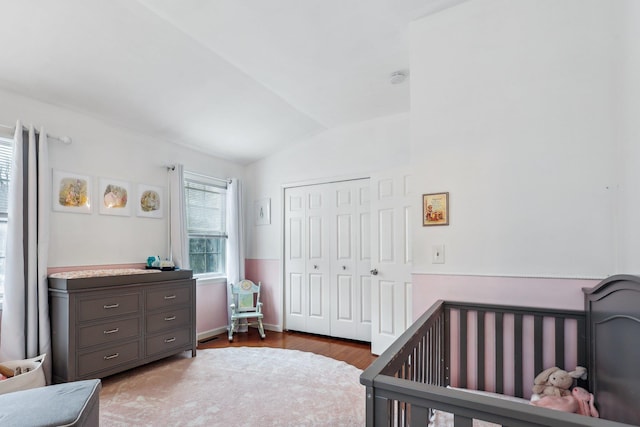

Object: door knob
[313,265,319,269]
[370,268,378,276]
[342,265,347,270]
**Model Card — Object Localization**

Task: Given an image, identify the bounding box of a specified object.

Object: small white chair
[228,279,266,341]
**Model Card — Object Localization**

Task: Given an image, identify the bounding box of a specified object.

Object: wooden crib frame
[361,275,639,427]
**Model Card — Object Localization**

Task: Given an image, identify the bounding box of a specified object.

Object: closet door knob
[313,265,319,269]
[342,266,347,270]
[370,269,378,276]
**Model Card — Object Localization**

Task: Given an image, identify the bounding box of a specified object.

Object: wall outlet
[432,244,445,264]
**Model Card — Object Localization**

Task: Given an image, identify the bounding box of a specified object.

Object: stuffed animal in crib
[531,386,599,418]
[532,366,587,397]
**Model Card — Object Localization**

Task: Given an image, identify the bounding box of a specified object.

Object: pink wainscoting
[196,280,228,334]
[412,274,600,321]
[412,274,601,398]
[245,259,281,328]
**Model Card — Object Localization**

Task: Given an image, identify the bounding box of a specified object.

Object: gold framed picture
[136,184,163,219]
[98,177,131,216]
[422,192,449,226]
[52,169,92,214]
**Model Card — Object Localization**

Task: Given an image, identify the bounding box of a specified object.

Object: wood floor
[197,328,378,370]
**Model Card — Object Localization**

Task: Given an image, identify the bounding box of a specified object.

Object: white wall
[616,0,640,274]
[0,88,244,268]
[410,0,622,279]
[245,112,410,260]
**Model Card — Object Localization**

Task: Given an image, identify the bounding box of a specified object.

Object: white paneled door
[284,179,371,341]
[370,167,413,355]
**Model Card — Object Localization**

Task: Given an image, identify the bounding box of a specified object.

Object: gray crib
[360,274,640,427]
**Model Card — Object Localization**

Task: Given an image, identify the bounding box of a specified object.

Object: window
[0,136,13,304]
[184,172,227,277]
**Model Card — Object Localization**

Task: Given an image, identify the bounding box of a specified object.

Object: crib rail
[360,300,631,427]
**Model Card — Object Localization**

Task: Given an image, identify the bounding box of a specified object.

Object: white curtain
[168,164,189,269]
[0,121,51,383]
[226,178,244,286]
[226,178,244,327]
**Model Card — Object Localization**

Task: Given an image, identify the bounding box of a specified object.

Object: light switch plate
[432,244,445,264]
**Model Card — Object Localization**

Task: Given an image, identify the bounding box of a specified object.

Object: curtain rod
[0,123,72,145]
[166,165,231,185]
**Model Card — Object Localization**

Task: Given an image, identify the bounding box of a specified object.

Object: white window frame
[184,171,227,279]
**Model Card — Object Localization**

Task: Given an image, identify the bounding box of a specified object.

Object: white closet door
[355,180,372,341]
[305,184,332,335]
[330,180,371,341]
[284,178,371,342]
[370,167,413,355]
[284,187,308,332]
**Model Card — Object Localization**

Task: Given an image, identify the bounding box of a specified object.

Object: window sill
[195,276,227,286]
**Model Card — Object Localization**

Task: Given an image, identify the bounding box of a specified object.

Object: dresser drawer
[146,285,190,310]
[78,341,140,377]
[78,293,140,322]
[146,307,190,334]
[146,328,191,356]
[78,317,141,349]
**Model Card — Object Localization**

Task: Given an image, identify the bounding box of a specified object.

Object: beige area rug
[100,347,365,426]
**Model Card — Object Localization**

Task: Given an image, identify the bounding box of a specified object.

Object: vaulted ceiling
[0,0,465,164]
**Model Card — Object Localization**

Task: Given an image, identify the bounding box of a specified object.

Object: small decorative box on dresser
[48,269,196,383]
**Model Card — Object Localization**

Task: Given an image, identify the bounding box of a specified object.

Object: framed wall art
[136,184,163,219]
[52,169,92,214]
[255,197,271,225]
[98,177,131,216]
[423,192,449,226]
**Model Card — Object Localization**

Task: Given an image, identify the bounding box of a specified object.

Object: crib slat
[427,330,432,383]
[555,317,565,367]
[445,308,451,386]
[534,315,543,377]
[495,312,504,394]
[438,313,444,385]
[411,405,430,426]
[477,311,485,391]
[577,317,587,368]
[453,414,473,427]
[459,309,468,388]
[514,313,523,397]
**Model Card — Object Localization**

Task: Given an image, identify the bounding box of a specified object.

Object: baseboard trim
[264,323,282,333]
[197,327,227,342]
[197,323,282,342]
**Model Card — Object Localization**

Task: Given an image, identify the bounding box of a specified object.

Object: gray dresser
[48,269,196,383]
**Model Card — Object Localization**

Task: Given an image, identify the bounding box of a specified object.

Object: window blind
[0,137,13,216]
[184,173,227,238]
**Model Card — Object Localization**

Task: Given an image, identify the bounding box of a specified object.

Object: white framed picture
[136,184,163,219]
[52,169,92,214]
[255,197,271,225]
[98,177,131,216]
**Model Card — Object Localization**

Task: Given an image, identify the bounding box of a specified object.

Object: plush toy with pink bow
[531,386,599,418]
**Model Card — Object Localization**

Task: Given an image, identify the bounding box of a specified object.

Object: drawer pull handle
[103,303,120,309]
[163,295,177,300]
[164,337,176,343]
[164,316,177,321]
[103,353,120,360]
[103,328,120,335]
